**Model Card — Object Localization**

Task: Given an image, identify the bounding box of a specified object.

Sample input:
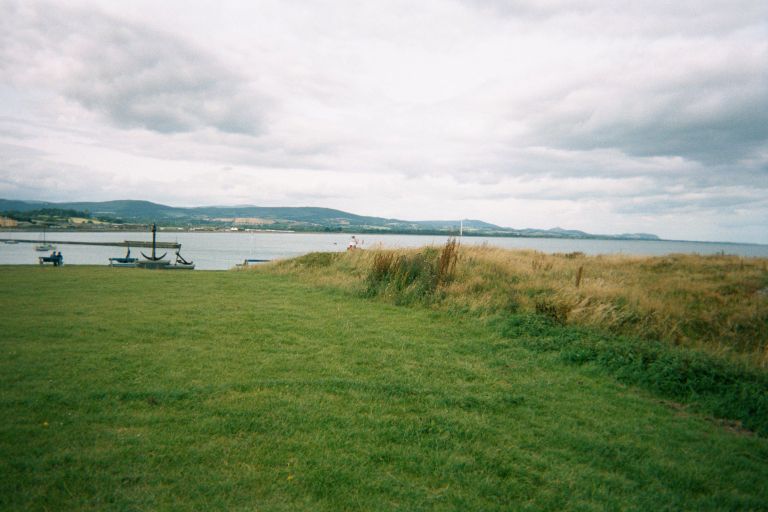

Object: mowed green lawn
[1,266,766,511]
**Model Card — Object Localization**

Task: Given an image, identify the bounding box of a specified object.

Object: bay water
[1,231,766,270]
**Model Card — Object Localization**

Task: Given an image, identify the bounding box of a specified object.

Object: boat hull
[164,263,195,270]
[136,259,171,269]
[133,259,194,270]
[109,262,138,268]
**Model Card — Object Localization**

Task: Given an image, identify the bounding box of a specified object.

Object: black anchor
[141,223,167,261]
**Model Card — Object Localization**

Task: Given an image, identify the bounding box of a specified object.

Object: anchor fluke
[141,250,167,261]
[175,250,193,265]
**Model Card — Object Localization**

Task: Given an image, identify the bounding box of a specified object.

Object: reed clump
[271,243,768,367]
[363,238,459,304]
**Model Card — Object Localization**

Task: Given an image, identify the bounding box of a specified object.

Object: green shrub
[293,252,340,268]
[364,239,458,304]
[497,314,768,435]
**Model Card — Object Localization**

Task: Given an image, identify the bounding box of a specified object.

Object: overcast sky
[1,0,766,243]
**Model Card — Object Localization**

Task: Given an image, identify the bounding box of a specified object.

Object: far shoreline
[2,226,765,247]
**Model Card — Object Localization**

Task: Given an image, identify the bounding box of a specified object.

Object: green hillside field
[1,265,766,510]
[0,198,660,238]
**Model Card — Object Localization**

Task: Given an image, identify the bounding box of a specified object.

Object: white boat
[34,229,55,251]
[164,262,195,270]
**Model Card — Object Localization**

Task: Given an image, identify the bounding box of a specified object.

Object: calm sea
[1,231,766,270]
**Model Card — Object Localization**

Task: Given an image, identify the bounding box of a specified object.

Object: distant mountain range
[0,198,660,240]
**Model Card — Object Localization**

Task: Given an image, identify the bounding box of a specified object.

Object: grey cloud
[462,0,767,35]
[0,142,47,162]
[541,83,768,165]
[0,141,188,203]
[0,117,35,140]
[511,49,768,168]
[0,144,103,200]
[0,1,265,135]
[613,191,768,216]
[458,0,768,168]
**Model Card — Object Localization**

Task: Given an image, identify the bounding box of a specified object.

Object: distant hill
[0,198,660,240]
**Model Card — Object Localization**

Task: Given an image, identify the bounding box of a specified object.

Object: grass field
[2,265,768,510]
[273,245,768,366]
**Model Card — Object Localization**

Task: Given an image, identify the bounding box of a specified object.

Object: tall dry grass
[267,244,768,367]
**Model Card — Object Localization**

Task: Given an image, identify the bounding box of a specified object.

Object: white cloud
[0,1,267,134]
[0,0,766,243]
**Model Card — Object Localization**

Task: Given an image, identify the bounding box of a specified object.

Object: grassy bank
[1,265,768,510]
[273,244,768,365]
[271,244,768,434]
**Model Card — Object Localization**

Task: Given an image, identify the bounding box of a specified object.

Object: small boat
[109,248,138,267]
[35,229,55,252]
[109,261,138,268]
[236,258,271,267]
[136,259,171,269]
[166,250,195,270]
[134,250,194,270]
[135,259,194,270]
[164,262,195,270]
[4,240,19,244]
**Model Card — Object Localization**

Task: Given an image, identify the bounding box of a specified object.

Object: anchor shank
[151,223,157,259]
